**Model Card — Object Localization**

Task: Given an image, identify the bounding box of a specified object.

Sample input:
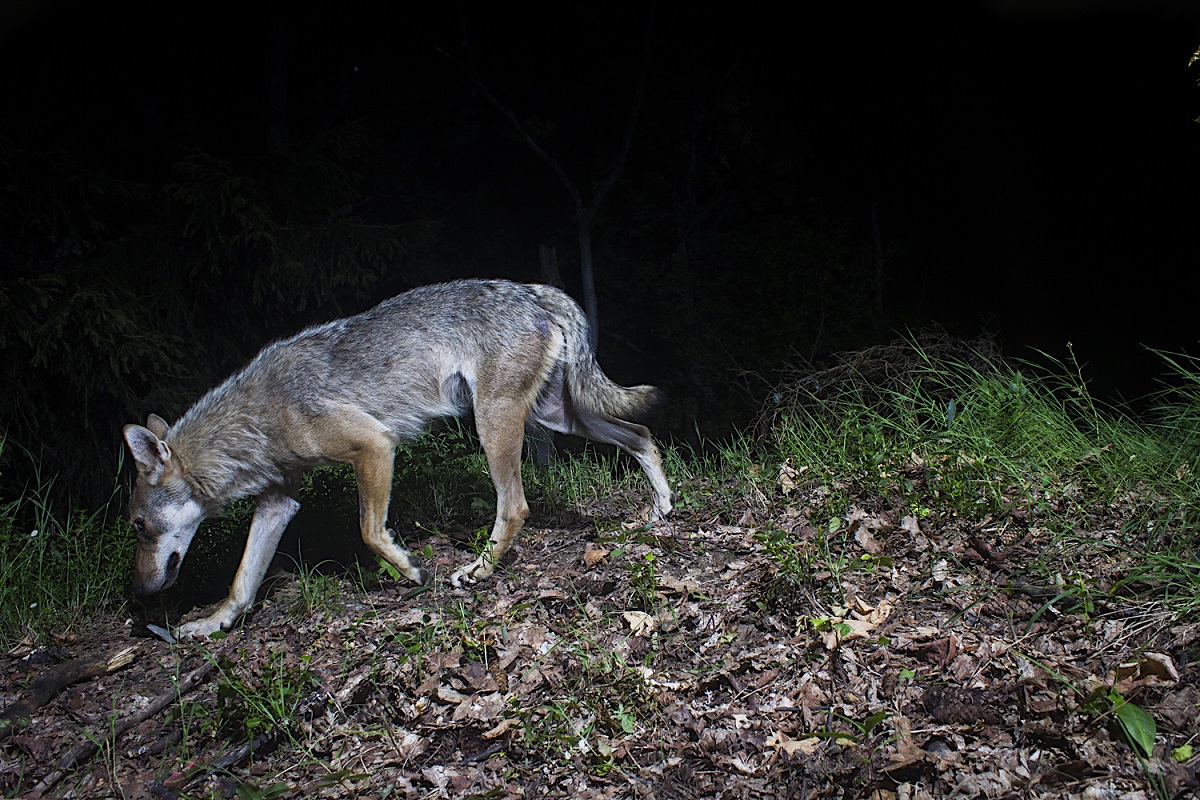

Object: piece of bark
[0,644,139,740]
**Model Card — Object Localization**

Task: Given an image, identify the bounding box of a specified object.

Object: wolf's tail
[539,287,664,421]
[567,350,665,421]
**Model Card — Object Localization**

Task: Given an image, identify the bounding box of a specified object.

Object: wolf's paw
[379,530,430,586]
[638,499,673,523]
[659,490,680,519]
[639,489,675,523]
[449,558,493,589]
[176,616,231,640]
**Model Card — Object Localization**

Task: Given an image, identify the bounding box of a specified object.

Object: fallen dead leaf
[778,460,803,495]
[660,575,702,595]
[583,548,610,567]
[731,755,758,774]
[623,611,657,637]
[820,598,892,649]
[1111,651,1180,695]
[437,684,469,704]
[482,718,521,739]
[766,730,821,757]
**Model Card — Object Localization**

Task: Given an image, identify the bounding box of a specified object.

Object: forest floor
[2,466,1198,800]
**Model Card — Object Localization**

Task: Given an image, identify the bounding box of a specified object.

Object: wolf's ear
[146,414,170,440]
[124,423,172,482]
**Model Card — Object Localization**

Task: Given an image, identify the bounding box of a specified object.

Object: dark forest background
[2,0,1199,506]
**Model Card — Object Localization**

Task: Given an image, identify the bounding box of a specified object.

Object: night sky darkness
[4,0,1200,409]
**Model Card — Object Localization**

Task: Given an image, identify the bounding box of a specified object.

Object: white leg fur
[177,491,299,639]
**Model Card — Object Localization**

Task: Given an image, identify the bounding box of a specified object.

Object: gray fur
[123,279,673,639]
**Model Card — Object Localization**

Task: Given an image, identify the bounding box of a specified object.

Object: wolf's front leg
[177,490,300,639]
[448,502,529,587]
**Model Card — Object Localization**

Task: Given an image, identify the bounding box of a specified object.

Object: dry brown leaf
[494,644,521,671]
[482,718,521,739]
[623,611,657,637]
[778,460,803,495]
[1110,651,1180,695]
[421,765,461,791]
[660,575,702,595]
[6,632,37,658]
[883,716,924,770]
[452,691,506,723]
[583,548,610,567]
[731,754,758,774]
[765,730,821,757]
[436,684,469,704]
[855,527,883,553]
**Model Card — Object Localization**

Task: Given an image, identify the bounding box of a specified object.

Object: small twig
[466,742,505,763]
[29,654,220,798]
[0,644,139,741]
[159,729,275,794]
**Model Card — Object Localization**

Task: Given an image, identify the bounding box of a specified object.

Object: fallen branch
[0,644,139,741]
[152,729,276,794]
[153,685,331,795]
[28,653,220,798]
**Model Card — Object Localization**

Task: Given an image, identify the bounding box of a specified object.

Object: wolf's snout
[131,572,156,597]
[132,551,183,596]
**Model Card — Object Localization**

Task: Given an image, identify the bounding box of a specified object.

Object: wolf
[122,279,673,639]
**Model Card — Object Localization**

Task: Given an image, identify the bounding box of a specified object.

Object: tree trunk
[444,9,652,353]
[871,199,885,321]
[577,207,598,349]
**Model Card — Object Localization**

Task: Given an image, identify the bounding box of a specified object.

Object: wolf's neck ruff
[168,383,283,504]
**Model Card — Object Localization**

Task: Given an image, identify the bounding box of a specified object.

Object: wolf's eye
[132,518,147,540]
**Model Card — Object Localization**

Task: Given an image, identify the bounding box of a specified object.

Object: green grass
[4,335,1200,648]
[214,647,319,746]
[0,443,134,646]
[754,334,1200,617]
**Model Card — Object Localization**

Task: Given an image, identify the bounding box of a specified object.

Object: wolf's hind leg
[451,397,530,588]
[535,400,673,520]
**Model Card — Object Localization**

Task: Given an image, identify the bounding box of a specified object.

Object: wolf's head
[123,414,209,596]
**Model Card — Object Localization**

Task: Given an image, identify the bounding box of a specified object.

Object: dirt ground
[2,473,1198,799]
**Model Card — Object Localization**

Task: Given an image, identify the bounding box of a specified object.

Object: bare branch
[591,5,654,214]
[434,39,582,209]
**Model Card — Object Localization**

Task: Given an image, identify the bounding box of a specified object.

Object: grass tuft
[0,442,133,647]
[753,332,1200,618]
